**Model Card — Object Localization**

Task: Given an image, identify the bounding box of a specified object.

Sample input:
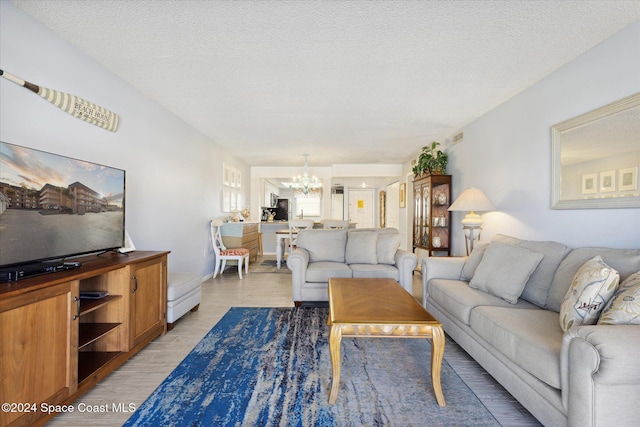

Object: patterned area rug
[124,307,499,426]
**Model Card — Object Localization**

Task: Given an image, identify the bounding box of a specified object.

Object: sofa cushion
[345,230,378,264]
[296,229,347,263]
[493,234,572,307]
[350,227,398,234]
[460,241,490,281]
[470,242,544,304]
[547,247,640,312]
[427,279,537,325]
[377,233,401,265]
[305,261,353,282]
[559,256,619,331]
[349,263,399,281]
[470,307,563,389]
[598,272,640,325]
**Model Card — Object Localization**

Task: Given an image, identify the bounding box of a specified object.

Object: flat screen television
[0,141,126,273]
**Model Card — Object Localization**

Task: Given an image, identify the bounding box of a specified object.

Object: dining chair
[322,219,349,229]
[211,219,250,279]
[288,219,315,252]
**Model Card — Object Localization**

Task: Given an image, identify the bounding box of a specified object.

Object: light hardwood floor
[47,256,541,426]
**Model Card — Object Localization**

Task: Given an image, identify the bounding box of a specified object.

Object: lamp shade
[448,187,495,213]
[448,187,495,255]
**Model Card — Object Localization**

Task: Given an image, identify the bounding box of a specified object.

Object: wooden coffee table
[327,277,446,406]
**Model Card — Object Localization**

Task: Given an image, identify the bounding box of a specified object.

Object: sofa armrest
[394,249,417,294]
[286,248,309,302]
[421,256,466,307]
[561,325,640,426]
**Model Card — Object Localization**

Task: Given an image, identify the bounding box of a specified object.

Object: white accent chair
[322,219,349,229]
[288,219,315,253]
[211,219,250,279]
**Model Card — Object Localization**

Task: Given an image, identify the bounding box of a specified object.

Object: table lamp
[448,187,495,255]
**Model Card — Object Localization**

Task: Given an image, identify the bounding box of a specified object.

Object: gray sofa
[287,228,417,305]
[422,234,640,427]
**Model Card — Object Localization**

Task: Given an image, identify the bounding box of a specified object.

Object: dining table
[275,229,294,269]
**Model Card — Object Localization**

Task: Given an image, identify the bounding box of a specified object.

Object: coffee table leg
[328,324,342,404]
[430,326,446,407]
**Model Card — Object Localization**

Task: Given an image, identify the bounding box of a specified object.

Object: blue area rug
[124,307,499,426]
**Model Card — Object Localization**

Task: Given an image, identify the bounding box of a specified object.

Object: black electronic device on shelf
[79,291,109,299]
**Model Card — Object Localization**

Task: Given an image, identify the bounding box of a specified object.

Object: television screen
[0,141,125,268]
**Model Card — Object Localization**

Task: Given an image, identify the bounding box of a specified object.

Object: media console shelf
[78,293,124,383]
[0,250,169,427]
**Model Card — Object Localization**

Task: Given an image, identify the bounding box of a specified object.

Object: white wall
[0,3,250,277]
[442,22,640,253]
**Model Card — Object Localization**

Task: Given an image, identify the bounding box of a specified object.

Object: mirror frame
[551,93,640,209]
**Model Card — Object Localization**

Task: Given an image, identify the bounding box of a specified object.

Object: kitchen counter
[259,221,356,255]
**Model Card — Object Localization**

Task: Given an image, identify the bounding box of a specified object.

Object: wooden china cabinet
[413,174,452,256]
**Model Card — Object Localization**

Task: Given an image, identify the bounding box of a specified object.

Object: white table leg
[276,236,283,269]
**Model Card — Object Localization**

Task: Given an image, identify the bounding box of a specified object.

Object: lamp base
[461,212,483,227]
[462,224,482,256]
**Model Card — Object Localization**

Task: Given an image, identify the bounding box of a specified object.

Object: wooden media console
[0,250,169,427]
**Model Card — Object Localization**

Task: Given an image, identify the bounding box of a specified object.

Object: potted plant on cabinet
[413,141,448,176]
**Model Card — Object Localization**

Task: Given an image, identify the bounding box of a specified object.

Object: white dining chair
[288,219,315,252]
[211,219,250,279]
[322,219,349,229]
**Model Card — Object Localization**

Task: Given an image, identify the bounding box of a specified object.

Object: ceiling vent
[452,131,464,144]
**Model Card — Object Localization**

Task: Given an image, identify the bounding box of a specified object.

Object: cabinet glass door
[413,184,422,247]
[422,183,430,247]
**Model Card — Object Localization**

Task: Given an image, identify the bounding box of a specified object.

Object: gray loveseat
[287,228,417,305]
[422,234,640,427]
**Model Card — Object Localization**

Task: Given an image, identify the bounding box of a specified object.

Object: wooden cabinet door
[0,281,79,427]
[129,256,167,348]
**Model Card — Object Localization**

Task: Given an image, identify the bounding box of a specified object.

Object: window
[294,193,322,217]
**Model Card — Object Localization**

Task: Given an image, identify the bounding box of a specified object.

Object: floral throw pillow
[559,256,620,331]
[598,272,640,325]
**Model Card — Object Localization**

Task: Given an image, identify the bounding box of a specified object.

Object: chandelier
[288,154,322,195]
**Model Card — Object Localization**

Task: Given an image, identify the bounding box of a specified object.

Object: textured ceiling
[11,0,640,167]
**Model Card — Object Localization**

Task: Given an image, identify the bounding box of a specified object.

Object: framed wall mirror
[551,93,640,209]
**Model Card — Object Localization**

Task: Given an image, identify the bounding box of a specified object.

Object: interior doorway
[348,189,375,228]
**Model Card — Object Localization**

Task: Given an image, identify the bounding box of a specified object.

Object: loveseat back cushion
[427,279,537,326]
[470,307,563,389]
[295,229,347,263]
[350,227,398,234]
[492,235,572,307]
[349,263,399,281]
[305,262,353,282]
[469,242,544,304]
[547,247,640,312]
[377,233,401,265]
[345,230,378,264]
